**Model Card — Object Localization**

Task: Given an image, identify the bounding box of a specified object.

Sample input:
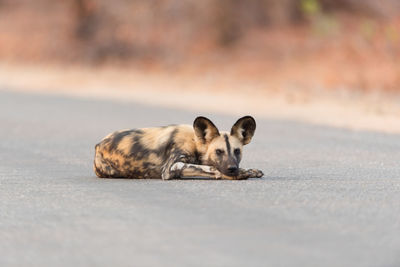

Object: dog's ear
[230,116,256,145]
[193,116,220,144]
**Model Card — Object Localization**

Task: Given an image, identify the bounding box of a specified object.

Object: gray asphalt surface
[1,89,400,267]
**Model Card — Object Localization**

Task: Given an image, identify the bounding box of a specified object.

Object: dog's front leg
[165,162,264,180]
[163,162,222,180]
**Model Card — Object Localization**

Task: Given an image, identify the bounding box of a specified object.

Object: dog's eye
[215,149,224,155]
[234,148,241,155]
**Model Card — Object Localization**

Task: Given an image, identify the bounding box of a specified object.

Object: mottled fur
[94,116,263,180]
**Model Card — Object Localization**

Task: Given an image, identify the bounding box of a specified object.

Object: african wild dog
[93,116,263,180]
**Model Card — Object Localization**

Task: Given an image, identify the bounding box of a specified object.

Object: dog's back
[94,125,197,178]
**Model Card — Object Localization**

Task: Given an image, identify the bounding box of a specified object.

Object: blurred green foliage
[300,0,321,16]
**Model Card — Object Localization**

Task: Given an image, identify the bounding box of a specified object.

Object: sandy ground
[1,62,400,134]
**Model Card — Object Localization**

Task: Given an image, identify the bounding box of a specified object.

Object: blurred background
[1,0,400,131]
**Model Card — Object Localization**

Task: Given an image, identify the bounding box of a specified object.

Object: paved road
[1,89,400,267]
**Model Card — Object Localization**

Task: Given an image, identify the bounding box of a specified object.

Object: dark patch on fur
[134,129,144,134]
[129,141,151,160]
[157,129,178,159]
[193,150,202,165]
[108,131,132,151]
[234,149,242,163]
[224,134,231,156]
[142,162,156,169]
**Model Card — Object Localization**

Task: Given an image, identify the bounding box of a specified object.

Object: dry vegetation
[1,0,400,92]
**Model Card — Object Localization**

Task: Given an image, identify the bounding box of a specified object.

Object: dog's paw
[246,168,264,178]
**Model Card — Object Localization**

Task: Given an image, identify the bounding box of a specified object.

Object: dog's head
[193,116,256,177]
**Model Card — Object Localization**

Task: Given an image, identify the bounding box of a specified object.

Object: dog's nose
[227,166,238,175]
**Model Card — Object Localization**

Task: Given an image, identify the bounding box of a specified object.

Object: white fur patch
[170,162,185,171]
